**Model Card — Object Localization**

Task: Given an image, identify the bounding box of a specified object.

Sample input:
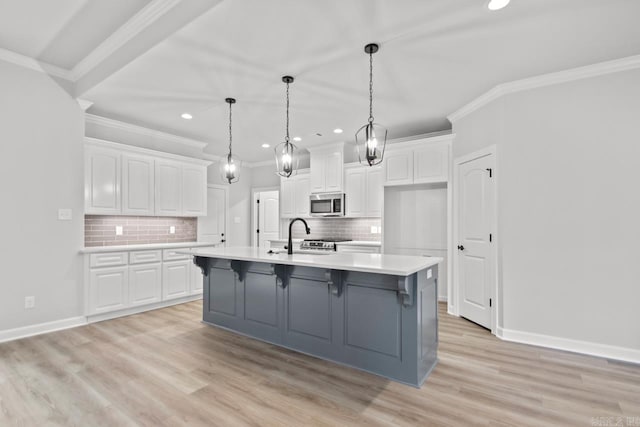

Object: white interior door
[198,186,227,245]
[457,153,495,329]
[257,190,280,248]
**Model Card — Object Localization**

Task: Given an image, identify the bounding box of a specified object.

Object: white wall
[453,68,640,356]
[0,61,85,331]
[250,163,280,188]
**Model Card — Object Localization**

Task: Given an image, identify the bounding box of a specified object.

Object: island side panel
[417,265,439,385]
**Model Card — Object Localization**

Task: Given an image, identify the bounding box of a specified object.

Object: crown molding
[448,54,640,123]
[85,136,211,166]
[76,98,94,111]
[0,48,74,81]
[70,0,181,80]
[86,114,208,150]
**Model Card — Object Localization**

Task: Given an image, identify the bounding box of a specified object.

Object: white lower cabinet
[163,260,190,300]
[129,263,162,307]
[86,245,212,318]
[89,266,128,314]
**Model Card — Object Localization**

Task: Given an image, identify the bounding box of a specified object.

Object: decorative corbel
[270,264,289,288]
[397,275,414,307]
[325,270,342,296]
[193,256,210,277]
[230,260,247,282]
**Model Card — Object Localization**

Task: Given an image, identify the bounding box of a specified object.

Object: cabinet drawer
[129,250,162,264]
[336,245,381,254]
[163,249,190,261]
[89,252,127,268]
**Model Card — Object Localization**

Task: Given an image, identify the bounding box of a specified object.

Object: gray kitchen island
[185,247,442,387]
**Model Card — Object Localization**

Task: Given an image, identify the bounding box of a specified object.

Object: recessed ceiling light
[261,143,270,148]
[333,128,343,134]
[181,113,193,120]
[293,136,302,142]
[487,0,510,11]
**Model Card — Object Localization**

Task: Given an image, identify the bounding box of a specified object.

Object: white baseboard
[497,327,640,364]
[0,316,87,344]
[87,294,201,323]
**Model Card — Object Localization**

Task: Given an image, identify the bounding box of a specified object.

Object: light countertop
[80,241,219,254]
[181,246,441,276]
[268,239,381,247]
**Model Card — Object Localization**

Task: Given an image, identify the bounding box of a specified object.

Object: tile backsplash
[85,215,197,247]
[289,218,382,241]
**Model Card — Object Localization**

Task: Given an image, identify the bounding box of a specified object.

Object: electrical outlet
[115,226,123,236]
[25,296,35,309]
[57,208,72,220]
[370,226,377,233]
[169,226,176,234]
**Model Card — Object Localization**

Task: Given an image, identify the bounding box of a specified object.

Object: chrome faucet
[287,218,311,255]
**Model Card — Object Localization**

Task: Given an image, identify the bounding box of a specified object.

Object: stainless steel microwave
[310,193,345,217]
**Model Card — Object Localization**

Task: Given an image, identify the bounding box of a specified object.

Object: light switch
[115,226,123,236]
[234,216,241,224]
[58,209,72,221]
[169,226,176,234]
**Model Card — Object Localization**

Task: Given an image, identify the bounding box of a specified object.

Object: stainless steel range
[300,238,352,252]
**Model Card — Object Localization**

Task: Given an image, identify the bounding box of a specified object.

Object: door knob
[457,245,465,251]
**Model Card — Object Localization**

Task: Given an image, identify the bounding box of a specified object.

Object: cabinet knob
[457,245,465,251]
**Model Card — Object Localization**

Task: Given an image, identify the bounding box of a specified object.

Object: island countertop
[181,246,442,276]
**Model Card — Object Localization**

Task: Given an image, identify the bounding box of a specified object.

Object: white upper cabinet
[85,146,121,214]
[294,173,310,217]
[345,164,383,218]
[384,149,414,186]
[84,138,210,217]
[365,166,383,217]
[155,160,182,216]
[280,170,310,218]
[413,143,449,184]
[383,135,452,186]
[122,154,154,215]
[345,167,366,217]
[182,164,207,216]
[309,143,344,193]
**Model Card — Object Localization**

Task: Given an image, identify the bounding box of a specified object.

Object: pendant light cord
[285,81,290,143]
[228,101,233,158]
[369,50,374,123]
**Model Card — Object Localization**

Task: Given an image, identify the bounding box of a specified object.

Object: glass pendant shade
[221,152,240,184]
[221,97,241,184]
[356,121,387,166]
[274,140,299,178]
[356,43,387,167]
[274,75,299,178]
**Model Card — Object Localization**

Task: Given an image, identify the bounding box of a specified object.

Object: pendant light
[355,43,387,166]
[221,97,240,184]
[274,76,299,178]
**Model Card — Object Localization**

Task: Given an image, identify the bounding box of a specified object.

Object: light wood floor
[1,302,638,426]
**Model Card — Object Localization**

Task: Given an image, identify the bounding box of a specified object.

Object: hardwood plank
[0,301,637,426]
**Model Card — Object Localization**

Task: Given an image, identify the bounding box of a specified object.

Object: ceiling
[0,0,151,69]
[3,0,640,163]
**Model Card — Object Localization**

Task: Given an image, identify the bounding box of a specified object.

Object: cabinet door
[129,263,162,307]
[383,150,414,186]
[414,143,449,184]
[155,160,182,216]
[190,261,203,295]
[324,151,343,192]
[163,260,190,300]
[280,177,295,218]
[294,174,310,217]
[182,164,207,216]
[85,147,121,214]
[345,167,366,217]
[89,266,128,314]
[122,155,154,215]
[365,166,383,217]
[310,154,325,193]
